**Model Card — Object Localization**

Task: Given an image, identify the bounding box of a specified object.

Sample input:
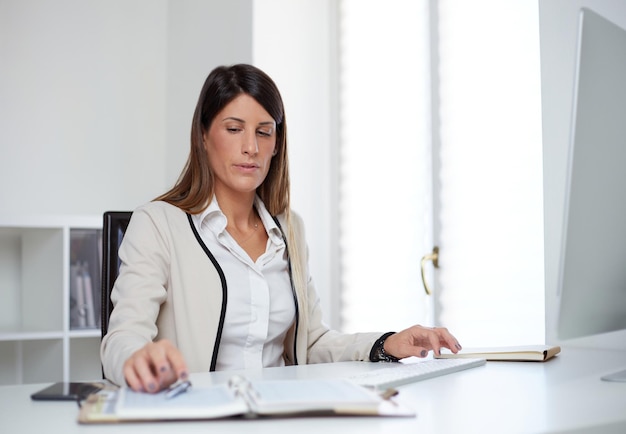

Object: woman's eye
[227,127,242,133]
[257,129,272,137]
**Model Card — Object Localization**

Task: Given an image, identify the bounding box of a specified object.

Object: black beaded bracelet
[369,331,400,363]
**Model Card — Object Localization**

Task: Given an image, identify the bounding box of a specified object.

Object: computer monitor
[557,8,626,382]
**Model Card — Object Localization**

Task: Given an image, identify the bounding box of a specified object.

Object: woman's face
[203,93,277,198]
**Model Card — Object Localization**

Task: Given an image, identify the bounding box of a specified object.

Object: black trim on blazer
[186,213,227,372]
[272,216,300,366]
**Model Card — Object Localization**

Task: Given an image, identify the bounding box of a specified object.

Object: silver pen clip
[165,380,192,400]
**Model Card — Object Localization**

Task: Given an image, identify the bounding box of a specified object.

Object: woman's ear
[202,132,209,151]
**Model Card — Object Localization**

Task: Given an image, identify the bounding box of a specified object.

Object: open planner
[78,376,414,423]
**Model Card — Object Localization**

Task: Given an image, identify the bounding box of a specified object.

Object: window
[339,0,544,345]
[339,0,433,332]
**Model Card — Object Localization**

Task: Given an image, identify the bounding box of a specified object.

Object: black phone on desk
[30,382,103,401]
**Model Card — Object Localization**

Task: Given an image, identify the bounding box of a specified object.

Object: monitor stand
[601,368,626,382]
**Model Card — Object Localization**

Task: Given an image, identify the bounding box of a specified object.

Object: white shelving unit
[0,215,103,385]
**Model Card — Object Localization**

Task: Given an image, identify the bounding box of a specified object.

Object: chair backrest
[101,211,132,340]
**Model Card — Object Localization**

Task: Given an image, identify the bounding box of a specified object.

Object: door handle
[420,246,439,295]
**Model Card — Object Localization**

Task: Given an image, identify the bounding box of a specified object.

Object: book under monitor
[435,345,561,362]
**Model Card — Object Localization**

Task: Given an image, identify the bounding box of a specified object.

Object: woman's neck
[214,190,258,231]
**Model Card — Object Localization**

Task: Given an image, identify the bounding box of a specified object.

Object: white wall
[539,0,626,349]
[0,0,340,326]
[0,0,253,215]
[165,0,253,187]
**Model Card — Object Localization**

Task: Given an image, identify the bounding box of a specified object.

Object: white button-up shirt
[192,197,296,371]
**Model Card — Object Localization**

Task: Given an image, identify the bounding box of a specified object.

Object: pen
[165,380,192,400]
[381,388,399,400]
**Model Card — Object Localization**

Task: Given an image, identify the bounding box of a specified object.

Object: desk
[1,346,625,433]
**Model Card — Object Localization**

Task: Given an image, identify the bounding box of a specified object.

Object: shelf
[0,331,64,341]
[0,339,64,385]
[0,227,64,333]
[70,337,102,381]
[69,329,100,339]
[0,215,102,385]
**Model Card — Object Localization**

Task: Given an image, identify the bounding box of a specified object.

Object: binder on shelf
[81,262,96,328]
[69,262,96,329]
[69,229,102,330]
[69,263,87,329]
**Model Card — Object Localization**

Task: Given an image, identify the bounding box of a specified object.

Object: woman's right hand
[123,339,189,393]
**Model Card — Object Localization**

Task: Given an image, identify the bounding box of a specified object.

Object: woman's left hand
[383,325,462,359]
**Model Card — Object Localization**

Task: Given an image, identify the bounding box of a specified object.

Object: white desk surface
[1,346,625,433]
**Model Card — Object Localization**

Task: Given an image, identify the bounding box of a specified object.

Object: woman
[100,64,462,392]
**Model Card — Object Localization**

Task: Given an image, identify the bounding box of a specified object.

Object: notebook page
[248,379,381,414]
[115,384,248,420]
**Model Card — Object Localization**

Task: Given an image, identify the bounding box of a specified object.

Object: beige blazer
[100,201,381,386]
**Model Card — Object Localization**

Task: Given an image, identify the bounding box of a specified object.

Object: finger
[147,342,174,387]
[147,341,186,390]
[165,345,189,382]
[398,344,429,358]
[152,340,188,386]
[413,345,430,358]
[128,351,160,393]
[123,360,144,392]
[426,329,442,356]
[137,357,161,393]
[157,366,178,390]
[146,340,189,389]
[436,327,463,353]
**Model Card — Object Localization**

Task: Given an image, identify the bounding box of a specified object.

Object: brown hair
[155,64,290,216]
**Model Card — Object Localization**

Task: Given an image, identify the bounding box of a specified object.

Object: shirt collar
[192,197,226,234]
[191,195,284,247]
[254,196,284,246]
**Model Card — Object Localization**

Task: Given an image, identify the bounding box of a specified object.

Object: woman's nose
[242,131,258,155]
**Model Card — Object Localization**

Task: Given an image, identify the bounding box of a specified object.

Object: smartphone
[30,382,103,401]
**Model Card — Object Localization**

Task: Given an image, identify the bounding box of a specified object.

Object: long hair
[155,64,290,216]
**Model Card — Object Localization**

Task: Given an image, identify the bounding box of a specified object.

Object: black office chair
[100,211,132,341]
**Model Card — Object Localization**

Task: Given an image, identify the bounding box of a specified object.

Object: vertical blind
[338,0,433,333]
[339,0,545,345]
[435,0,544,346]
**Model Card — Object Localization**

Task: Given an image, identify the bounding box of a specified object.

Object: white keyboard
[348,357,486,389]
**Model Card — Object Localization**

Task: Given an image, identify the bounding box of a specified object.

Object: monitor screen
[557,8,626,341]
